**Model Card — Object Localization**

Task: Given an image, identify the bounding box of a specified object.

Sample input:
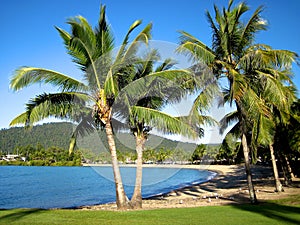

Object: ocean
[0,166,216,209]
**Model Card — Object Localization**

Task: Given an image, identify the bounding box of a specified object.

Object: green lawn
[0,198,299,225]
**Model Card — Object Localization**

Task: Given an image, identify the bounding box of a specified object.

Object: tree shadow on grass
[0,209,44,223]
[233,203,300,225]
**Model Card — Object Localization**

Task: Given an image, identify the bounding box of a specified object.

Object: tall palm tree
[114,50,198,208]
[249,49,297,192]
[177,0,298,203]
[221,81,295,193]
[221,55,297,192]
[9,5,152,209]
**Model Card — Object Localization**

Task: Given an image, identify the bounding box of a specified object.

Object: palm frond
[268,49,298,68]
[240,45,298,72]
[120,23,153,65]
[241,88,271,120]
[69,37,101,89]
[177,31,215,64]
[222,120,240,138]
[217,61,247,104]
[68,136,77,155]
[10,67,87,92]
[117,69,192,105]
[134,49,159,79]
[258,70,294,111]
[104,69,119,97]
[10,92,91,127]
[67,16,97,55]
[190,80,220,115]
[219,110,238,134]
[131,106,198,139]
[57,14,107,72]
[111,117,130,132]
[95,4,115,57]
[56,26,89,71]
[72,114,96,137]
[116,20,142,62]
[238,5,266,52]
[155,58,177,72]
[9,112,30,127]
[206,10,221,53]
[252,113,274,146]
[115,20,142,61]
[178,114,217,138]
[55,26,72,51]
[68,113,96,154]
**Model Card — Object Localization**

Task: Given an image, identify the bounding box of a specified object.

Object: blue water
[0,166,216,209]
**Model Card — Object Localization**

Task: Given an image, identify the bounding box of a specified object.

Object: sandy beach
[80,164,300,210]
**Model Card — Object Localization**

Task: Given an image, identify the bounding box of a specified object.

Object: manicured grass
[0,199,299,225]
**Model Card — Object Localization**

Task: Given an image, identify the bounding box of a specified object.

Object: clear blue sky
[1,0,300,129]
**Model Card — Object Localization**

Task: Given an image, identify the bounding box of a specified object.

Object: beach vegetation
[178,0,298,203]
[0,145,82,166]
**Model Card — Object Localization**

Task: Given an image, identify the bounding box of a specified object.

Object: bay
[0,166,216,209]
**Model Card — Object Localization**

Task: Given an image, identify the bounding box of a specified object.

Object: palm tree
[9,5,152,209]
[221,80,295,192]
[251,57,297,192]
[129,106,196,208]
[113,50,198,208]
[177,0,298,203]
[218,133,240,164]
[280,99,300,182]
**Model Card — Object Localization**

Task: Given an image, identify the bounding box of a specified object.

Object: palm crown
[10,5,152,140]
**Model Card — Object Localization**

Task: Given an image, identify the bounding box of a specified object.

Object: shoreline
[83,163,238,173]
[79,164,300,210]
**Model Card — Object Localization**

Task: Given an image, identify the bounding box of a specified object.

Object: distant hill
[0,122,197,154]
[0,123,73,153]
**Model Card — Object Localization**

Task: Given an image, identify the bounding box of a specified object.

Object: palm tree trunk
[278,153,290,185]
[130,135,145,209]
[269,144,283,192]
[241,133,257,204]
[105,121,130,209]
[284,154,295,180]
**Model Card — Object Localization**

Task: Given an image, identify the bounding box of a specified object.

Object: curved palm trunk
[241,133,257,204]
[130,135,146,209]
[269,144,283,192]
[284,154,295,180]
[105,121,130,209]
[279,153,294,185]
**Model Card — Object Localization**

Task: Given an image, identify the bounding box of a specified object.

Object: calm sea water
[0,166,216,209]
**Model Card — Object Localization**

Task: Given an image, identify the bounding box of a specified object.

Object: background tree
[241,44,298,192]
[190,144,206,164]
[273,99,300,183]
[217,133,240,164]
[142,149,157,163]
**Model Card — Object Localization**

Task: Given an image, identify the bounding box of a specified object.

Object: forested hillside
[0,122,197,154]
[0,123,73,152]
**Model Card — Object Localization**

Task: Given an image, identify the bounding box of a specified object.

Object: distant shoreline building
[0,154,26,162]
